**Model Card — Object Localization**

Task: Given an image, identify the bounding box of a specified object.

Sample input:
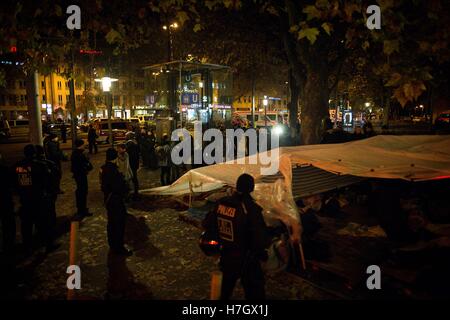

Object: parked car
[435,110,450,130]
[8,119,30,137]
[0,120,11,139]
[96,120,132,144]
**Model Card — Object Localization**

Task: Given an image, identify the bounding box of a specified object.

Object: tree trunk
[300,65,329,145]
[288,69,300,142]
[26,70,43,146]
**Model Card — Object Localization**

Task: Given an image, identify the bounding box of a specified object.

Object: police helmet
[23,144,36,159]
[106,148,118,161]
[236,173,255,194]
[198,232,221,256]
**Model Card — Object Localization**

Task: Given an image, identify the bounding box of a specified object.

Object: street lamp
[162,22,179,61]
[263,96,268,127]
[95,76,118,146]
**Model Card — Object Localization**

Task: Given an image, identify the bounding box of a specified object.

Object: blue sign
[182,93,200,104]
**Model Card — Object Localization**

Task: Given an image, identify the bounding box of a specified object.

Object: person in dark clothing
[139,130,151,168]
[45,133,64,194]
[202,174,271,300]
[35,145,61,253]
[14,144,52,254]
[100,148,132,256]
[87,124,98,154]
[148,129,158,169]
[0,153,16,255]
[60,122,67,143]
[125,132,140,198]
[71,139,93,218]
[155,134,171,186]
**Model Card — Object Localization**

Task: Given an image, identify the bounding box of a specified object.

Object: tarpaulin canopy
[143,135,450,241]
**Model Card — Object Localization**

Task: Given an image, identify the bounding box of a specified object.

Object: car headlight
[273,125,284,135]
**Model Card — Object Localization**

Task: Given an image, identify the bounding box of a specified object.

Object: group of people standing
[1,140,63,261]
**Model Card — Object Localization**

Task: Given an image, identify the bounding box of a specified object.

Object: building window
[41,81,45,89]
[17,80,26,89]
[57,81,62,90]
[114,95,120,105]
[8,95,17,106]
[122,96,127,105]
[66,95,70,103]
[76,95,82,101]
[65,81,69,89]
[75,82,81,90]
[134,81,144,90]
[58,95,63,104]
[122,82,128,90]
[41,95,46,104]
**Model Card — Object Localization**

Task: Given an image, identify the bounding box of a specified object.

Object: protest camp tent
[143,135,450,241]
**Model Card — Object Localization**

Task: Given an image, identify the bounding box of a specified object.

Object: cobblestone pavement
[7,146,330,300]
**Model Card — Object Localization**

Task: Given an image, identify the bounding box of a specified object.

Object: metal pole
[251,70,255,128]
[69,50,78,151]
[179,62,183,128]
[108,92,113,147]
[264,100,268,128]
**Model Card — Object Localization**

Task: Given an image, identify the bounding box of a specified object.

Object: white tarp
[143,135,450,241]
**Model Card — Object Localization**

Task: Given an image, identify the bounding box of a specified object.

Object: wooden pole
[67,221,80,300]
[298,242,307,271]
[210,271,223,300]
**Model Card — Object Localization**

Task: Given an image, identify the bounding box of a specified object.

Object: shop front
[143,61,232,129]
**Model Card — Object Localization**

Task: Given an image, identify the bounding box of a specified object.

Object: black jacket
[88,128,98,142]
[100,161,128,202]
[15,157,52,203]
[45,140,63,165]
[71,149,93,177]
[203,192,271,258]
[126,139,140,170]
[0,164,15,213]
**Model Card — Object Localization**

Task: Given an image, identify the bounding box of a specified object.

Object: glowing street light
[95,76,118,146]
[162,22,179,61]
[95,76,118,92]
[263,96,268,127]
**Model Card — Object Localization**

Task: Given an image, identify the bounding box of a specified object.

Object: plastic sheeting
[143,135,450,241]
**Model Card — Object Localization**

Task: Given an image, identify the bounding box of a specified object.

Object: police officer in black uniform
[45,133,64,194]
[100,148,132,256]
[15,144,51,254]
[203,173,271,300]
[71,139,93,218]
[0,153,16,255]
[35,145,61,252]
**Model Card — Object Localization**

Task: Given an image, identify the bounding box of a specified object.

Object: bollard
[210,271,223,300]
[298,242,307,271]
[67,220,80,300]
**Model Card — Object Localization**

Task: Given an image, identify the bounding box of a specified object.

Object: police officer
[100,148,132,256]
[87,124,98,154]
[15,144,51,254]
[202,174,271,300]
[35,145,61,252]
[44,133,64,194]
[71,139,93,218]
[0,153,16,255]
